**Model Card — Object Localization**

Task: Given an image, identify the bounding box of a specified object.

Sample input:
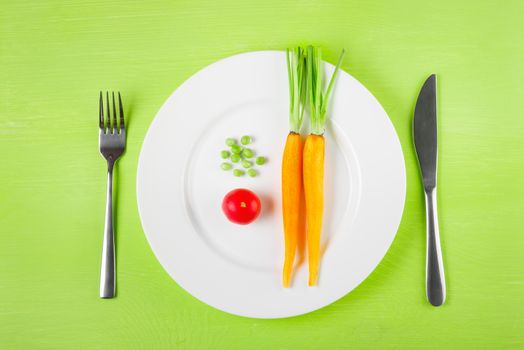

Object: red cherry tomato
[222,188,261,225]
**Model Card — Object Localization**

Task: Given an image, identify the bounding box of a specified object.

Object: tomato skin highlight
[222,189,261,225]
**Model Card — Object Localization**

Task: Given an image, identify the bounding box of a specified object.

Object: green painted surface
[1,0,523,348]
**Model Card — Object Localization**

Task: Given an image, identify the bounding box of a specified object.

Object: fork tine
[112,92,117,133]
[106,91,111,133]
[99,91,104,130]
[118,92,125,131]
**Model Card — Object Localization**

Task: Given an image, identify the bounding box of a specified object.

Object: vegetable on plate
[303,46,345,286]
[221,162,232,171]
[242,148,254,158]
[219,136,267,176]
[222,188,261,225]
[281,47,307,287]
[231,154,241,163]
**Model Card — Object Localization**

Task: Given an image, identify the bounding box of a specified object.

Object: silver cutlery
[99,91,126,298]
[413,75,446,306]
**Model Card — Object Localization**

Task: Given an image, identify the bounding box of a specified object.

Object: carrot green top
[307,46,346,135]
[286,47,307,133]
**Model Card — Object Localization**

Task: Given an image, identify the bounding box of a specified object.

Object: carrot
[303,134,324,285]
[281,47,307,287]
[282,132,303,287]
[304,46,345,286]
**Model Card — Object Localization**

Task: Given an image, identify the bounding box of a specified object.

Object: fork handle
[100,162,116,298]
[425,189,446,306]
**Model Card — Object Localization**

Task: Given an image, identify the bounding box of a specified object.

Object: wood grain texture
[1,0,523,348]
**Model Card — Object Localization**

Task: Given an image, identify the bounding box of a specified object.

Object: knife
[413,74,446,306]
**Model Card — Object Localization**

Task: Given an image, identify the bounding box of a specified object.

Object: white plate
[137,51,406,318]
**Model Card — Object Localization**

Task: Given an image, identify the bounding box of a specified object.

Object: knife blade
[413,74,446,306]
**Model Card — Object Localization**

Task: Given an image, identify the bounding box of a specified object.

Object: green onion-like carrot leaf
[286,47,307,133]
[307,46,346,135]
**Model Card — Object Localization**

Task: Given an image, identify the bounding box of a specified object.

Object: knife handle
[424,189,446,306]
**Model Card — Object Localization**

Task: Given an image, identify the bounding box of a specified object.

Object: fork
[99,91,126,298]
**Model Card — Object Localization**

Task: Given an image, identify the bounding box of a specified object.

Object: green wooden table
[2,0,523,348]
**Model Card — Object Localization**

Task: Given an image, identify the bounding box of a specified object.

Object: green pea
[247,169,257,177]
[255,156,266,165]
[221,162,232,171]
[241,135,252,145]
[231,145,242,154]
[226,138,236,147]
[221,150,230,159]
[242,148,254,158]
[233,169,244,177]
[242,160,253,169]
[231,154,241,163]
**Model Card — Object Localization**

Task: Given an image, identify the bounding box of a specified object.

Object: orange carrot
[303,134,324,285]
[304,46,345,286]
[281,47,307,287]
[282,132,303,287]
